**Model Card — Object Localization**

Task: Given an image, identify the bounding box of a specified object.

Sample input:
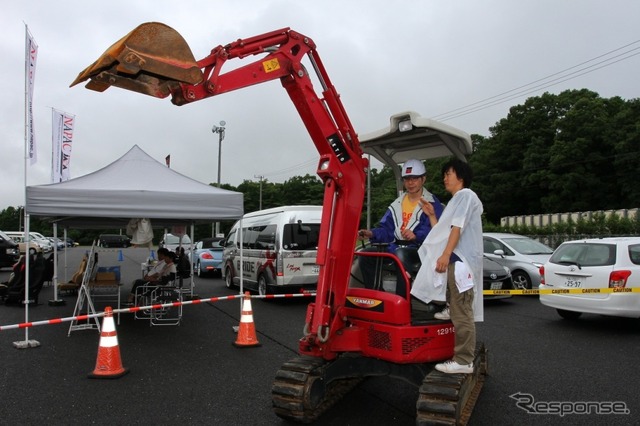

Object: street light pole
[212,120,226,237]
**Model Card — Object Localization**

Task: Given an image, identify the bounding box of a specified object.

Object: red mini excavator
[71,23,487,425]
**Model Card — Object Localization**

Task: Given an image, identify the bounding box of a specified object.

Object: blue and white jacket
[370,187,444,252]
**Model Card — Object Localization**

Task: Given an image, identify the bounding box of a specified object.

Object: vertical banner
[51,109,76,182]
[26,27,38,165]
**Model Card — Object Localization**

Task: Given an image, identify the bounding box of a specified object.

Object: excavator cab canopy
[359,111,473,193]
[70,22,203,98]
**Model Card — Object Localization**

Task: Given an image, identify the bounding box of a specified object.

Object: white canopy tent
[22,145,243,334]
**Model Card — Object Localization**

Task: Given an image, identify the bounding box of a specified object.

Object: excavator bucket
[70,22,203,98]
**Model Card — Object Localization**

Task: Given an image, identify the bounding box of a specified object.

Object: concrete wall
[500,208,639,228]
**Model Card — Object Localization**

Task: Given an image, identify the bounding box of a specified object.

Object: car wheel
[225,267,235,289]
[258,275,269,296]
[511,271,531,289]
[557,309,582,320]
[196,260,204,277]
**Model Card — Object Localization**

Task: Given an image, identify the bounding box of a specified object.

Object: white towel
[454,261,474,293]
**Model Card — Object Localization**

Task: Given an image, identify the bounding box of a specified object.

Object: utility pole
[254,175,264,210]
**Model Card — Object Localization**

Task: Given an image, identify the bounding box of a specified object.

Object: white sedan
[539,237,640,319]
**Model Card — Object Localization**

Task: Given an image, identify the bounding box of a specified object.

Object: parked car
[160,233,192,253]
[64,237,79,247]
[29,232,54,253]
[188,237,224,277]
[98,234,131,248]
[483,232,554,289]
[4,231,44,255]
[539,237,640,319]
[0,230,21,268]
[482,256,513,300]
[47,237,66,251]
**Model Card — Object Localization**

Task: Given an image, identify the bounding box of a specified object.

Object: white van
[160,233,192,252]
[222,206,322,295]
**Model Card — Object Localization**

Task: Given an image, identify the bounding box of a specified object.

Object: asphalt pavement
[1,246,639,425]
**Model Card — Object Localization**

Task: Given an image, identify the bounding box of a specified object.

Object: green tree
[281,174,324,206]
[471,89,640,223]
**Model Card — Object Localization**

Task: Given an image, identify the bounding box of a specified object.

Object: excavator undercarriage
[272,343,487,425]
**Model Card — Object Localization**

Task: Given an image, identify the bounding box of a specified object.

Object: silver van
[222,206,322,295]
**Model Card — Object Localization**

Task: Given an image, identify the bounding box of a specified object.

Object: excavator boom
[72,22,366,358]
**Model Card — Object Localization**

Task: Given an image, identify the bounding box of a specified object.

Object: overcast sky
[2,0,639,209]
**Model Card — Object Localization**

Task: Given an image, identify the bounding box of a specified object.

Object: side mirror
[493,249,505,257]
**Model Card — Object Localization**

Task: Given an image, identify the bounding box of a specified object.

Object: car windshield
[505,237,553,255]
[550,243,616,267]
[202,239,223,249]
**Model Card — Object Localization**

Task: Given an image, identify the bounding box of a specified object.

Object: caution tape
[0,292,316,332]
[483,287,640,296]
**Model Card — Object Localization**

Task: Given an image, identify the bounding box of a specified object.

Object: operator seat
[395,247,421,281]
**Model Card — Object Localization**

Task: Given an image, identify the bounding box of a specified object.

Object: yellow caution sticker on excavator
[263,58,281,73]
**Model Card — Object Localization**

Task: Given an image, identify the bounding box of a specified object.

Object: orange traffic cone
[233,292,261,348]
[88,306,129,379]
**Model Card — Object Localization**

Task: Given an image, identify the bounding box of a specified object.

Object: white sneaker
[435,360,474,374]
[434,307,450,320]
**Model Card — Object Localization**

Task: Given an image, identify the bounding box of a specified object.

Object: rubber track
[272,356,362,423]
[416,342,488,425]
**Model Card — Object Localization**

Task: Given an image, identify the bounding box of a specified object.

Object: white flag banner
[51,109,75,182]
[26,27,38,165]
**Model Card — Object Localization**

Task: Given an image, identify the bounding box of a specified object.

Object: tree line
[1,89,638,244]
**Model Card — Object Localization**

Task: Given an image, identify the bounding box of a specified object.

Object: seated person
[127,248,175,305]
[175,247,191,284]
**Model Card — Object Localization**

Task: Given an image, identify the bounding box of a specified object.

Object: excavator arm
[71,23,366,359]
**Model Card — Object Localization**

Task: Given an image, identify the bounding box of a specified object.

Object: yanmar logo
[346,296,383,309]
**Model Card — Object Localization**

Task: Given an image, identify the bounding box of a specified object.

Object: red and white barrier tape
[0,292,316,331]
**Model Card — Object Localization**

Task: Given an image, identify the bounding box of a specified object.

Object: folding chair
[134,276,182,326]
[149,283,183,326]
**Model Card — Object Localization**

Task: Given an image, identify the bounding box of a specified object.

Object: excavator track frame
[272,356,362,423]
[416,343,488,426]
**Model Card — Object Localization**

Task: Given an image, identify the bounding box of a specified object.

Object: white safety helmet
[401,159,426,177]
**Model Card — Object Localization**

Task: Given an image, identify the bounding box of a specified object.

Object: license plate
[564,277,582,288]
[311,265,320,274]
[490,282,502,290]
